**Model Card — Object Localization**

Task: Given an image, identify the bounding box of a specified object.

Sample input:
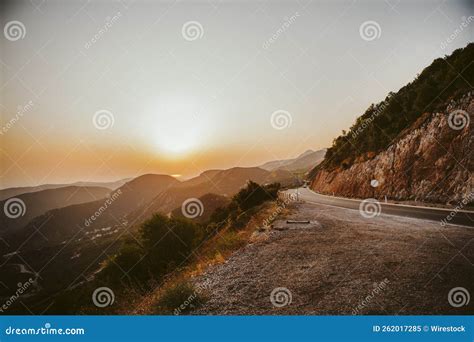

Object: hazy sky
[0,0,472,188]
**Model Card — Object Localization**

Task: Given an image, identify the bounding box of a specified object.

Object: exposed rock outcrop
[311,93,473,204]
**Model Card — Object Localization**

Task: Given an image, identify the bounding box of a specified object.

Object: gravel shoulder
[192,201,474,315]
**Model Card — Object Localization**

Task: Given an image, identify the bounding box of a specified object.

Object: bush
[155,280,207,315]
[141,215,203,271]
[233,181,279,211]
[101,214,203,287]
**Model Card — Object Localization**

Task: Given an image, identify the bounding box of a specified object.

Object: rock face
[311,93,473,204]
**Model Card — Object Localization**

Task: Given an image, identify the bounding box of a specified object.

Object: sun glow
[146,96,209,156]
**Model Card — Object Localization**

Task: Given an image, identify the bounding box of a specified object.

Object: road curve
[283,188,474,228]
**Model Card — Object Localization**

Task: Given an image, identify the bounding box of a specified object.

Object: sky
[0,0,472,188]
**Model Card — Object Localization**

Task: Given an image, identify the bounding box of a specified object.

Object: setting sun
[146,96,208,156]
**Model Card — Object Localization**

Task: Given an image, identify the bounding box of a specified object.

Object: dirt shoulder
[192,201,474,314]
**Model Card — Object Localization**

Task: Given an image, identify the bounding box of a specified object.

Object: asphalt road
[284,188,474,228]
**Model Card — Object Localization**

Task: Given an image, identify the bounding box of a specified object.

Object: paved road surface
[284,188,474,228]
[192,200,474,314]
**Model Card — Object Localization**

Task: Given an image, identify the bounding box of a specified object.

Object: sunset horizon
[2,0,471,189]
[0,0,473,335]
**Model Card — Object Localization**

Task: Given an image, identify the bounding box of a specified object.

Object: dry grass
[129,201,282,314]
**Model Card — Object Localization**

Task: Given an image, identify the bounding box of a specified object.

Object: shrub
[101,214,203,287]
[233,181,279,211]
[155,280,207,315]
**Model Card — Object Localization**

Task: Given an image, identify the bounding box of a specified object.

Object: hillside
[0,186,110,232]
[127,167,296,226]
[259,149,326,172]
[1,174,180,251]
[314,43,473,171]
[0,184,69,201]
[309,44,474,204]
[170,193,231,223]
[0,174,181,308]
[0,178,129,201]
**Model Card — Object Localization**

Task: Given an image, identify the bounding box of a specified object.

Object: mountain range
[259,149,326,172]
[0,179,129,201]
[0,164,301,310]
[0,186,111,232]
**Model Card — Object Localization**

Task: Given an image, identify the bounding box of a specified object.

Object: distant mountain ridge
[127,166,296,228]
[259,149,326,172]
[1,174,179,251]
[0,186,111,232]
[0,178,130,201]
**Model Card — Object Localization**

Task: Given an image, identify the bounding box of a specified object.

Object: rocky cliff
[310,93,473,205]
